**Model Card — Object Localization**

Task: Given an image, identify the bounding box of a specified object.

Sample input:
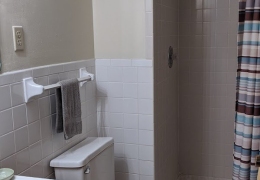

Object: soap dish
[0,168,14,180]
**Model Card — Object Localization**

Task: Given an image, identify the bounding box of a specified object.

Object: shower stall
[154,0,238,179]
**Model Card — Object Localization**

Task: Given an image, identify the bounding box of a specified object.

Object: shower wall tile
[178,0,238,179]
[96,59,154,180]
[0,59,97,178]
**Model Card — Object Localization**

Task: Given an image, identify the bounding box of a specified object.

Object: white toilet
[50,137,115,180]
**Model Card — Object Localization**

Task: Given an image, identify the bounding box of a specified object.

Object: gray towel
[55,79,82,140]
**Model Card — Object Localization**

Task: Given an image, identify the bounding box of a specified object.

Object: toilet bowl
[50,137,115,180]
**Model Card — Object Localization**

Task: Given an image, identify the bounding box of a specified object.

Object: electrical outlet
[12,26,24,51]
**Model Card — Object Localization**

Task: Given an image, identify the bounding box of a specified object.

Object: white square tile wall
[96,59,154,180]
[178,0,238,179]
[0,59,97,178]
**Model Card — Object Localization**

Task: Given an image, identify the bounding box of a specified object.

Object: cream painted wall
[93,0,146,59]
[0,0,95,73]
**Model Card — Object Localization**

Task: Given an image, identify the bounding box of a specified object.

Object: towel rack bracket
[79,68,94,87]
[23,77,44,103]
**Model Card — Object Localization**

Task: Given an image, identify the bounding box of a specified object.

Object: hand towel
[55,79,82,140]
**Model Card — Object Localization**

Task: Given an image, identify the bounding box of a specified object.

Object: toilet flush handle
[84,166,90,174]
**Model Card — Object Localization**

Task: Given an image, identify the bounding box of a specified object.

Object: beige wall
[93,0,146,59]
[0,0,95,73]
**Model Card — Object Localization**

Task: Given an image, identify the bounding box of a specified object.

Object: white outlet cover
[12,26,24,52]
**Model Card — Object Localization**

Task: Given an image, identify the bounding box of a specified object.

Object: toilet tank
[50,137,114,180]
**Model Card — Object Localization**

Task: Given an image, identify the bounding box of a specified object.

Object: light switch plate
[12,26,24,51]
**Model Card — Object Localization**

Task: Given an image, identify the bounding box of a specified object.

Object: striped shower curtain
[233,0,260,179]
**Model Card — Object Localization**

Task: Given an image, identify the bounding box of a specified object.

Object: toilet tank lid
[50,137,114,168]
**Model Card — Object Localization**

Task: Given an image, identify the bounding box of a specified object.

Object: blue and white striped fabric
[233,0,260,179]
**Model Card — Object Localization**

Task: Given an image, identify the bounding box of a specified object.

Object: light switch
[12,26,24,51]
